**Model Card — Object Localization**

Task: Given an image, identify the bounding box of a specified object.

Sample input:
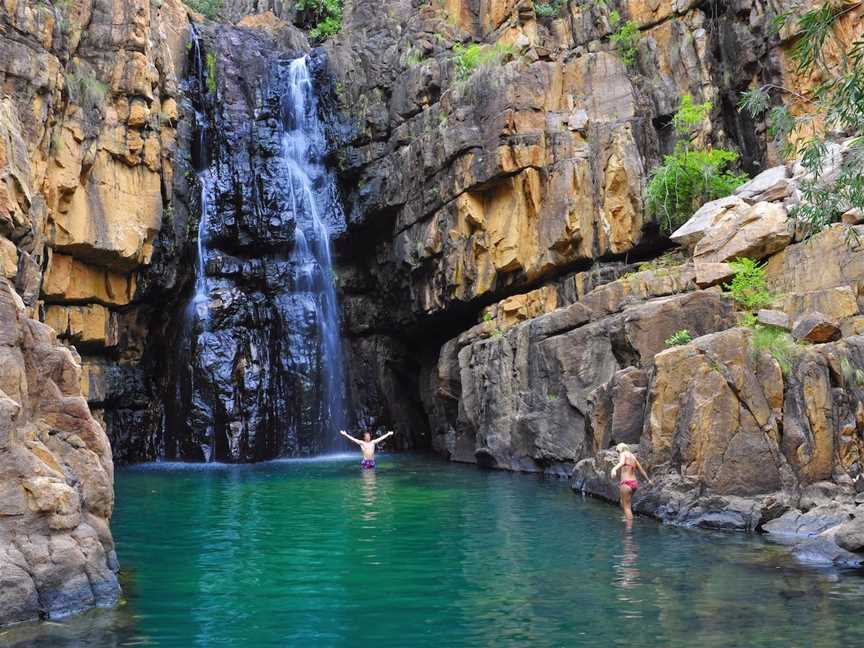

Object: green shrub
[738,3,864,239]
[609,11,640,67]
[298,0,343,41]
[724,257,773,312]
[646,95,748,234]
[646,149,747,233]
[750,325,798,375]
[66,70,108,112]
[406,48,426,67]
[534,0,565,18]
[205,52,217,95]
[665,329,693,347]
[452,42,516,81]
[183,0,221,19]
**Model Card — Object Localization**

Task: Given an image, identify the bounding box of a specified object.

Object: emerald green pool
[5,454,864,647]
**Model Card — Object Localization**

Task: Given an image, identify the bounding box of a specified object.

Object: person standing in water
[610,443,652,521]
[340,429,395,469]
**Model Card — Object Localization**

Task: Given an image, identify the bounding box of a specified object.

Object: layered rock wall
[319,0,859,443]
[0,278,118,625]
[0,0,196,463]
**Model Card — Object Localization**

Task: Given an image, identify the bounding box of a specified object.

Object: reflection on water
[615,527,640,592]
[7,455,864,648]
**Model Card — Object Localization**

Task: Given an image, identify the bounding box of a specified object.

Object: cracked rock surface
[0,279,118,626]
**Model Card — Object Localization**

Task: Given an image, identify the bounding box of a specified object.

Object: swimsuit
[619,479,638,491]
[361,459,375,469]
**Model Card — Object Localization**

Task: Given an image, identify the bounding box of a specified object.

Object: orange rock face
[0,279,118,626]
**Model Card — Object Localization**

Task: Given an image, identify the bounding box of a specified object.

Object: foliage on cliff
[452,42,517,81]
[184,0,222,19]
[646,96,747,234]
[724,257,772,312]
[609,11,639,67]
[739,1,864,237]
[297,0,342,41]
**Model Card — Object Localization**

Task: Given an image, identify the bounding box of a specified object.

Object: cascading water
[165,43,349,462]
[192,171,211,325]
[280,56,348,449]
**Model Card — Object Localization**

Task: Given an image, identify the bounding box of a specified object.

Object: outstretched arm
[635,458,653,484]
[373,430,395,445]
[610,458,624,479]
[340,430,363,446]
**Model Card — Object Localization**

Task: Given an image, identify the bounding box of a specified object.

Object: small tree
[646,95,748,234]
[738,2,864,238]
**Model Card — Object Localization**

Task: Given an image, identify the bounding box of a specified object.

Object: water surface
[5,454,864,647]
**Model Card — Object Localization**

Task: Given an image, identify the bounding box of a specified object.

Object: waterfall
[192,171,211,325]
[279,55,347,450]
[167,47,349,462]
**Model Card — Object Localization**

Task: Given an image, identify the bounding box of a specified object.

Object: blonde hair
[616,443,629,454]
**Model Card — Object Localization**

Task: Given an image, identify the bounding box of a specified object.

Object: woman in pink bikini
[610,443,652,521]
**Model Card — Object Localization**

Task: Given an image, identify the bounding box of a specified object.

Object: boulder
[643,328,788,496]
[842,208,864,225]
[734,165,791,203]
[0,236,17,280]
[778,286,859,323]
[693,201,793,264]
[429,290,735,473]
[670,195,749,249]
[791,312,841,343]
[586,367,648,452]
[792,537,863,567]
[757,309,790,330]
[694,261,734,288]
[765,225,864,294]
[761,507,851,538]
[834,517,864,552]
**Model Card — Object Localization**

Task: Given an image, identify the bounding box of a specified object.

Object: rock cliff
[319,0,864,562]
[0,278,118,625]
[1,0,864,625]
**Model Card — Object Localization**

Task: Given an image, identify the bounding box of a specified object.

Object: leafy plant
[205,51,217,95]
[750,325,798,375]
[297,0,343,41]
[482,312,494,322]
[738,3,864,238]
[451,42,516,81]
[646,95,747,234]
[671,94,710,133]
[609,12,640,67]
[724,257,773,312]
[665,329,693,347]
[406,48,427,67]
[183,0,221,19]
[534,0,565,18]
[66,70,109,112]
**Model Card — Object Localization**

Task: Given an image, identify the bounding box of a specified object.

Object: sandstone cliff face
[0,0,197,624]
[325,0,804,320]
[0,0,195,463]
[0,278,118,625]
[319,1,864,558]
[316,0,859,448]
